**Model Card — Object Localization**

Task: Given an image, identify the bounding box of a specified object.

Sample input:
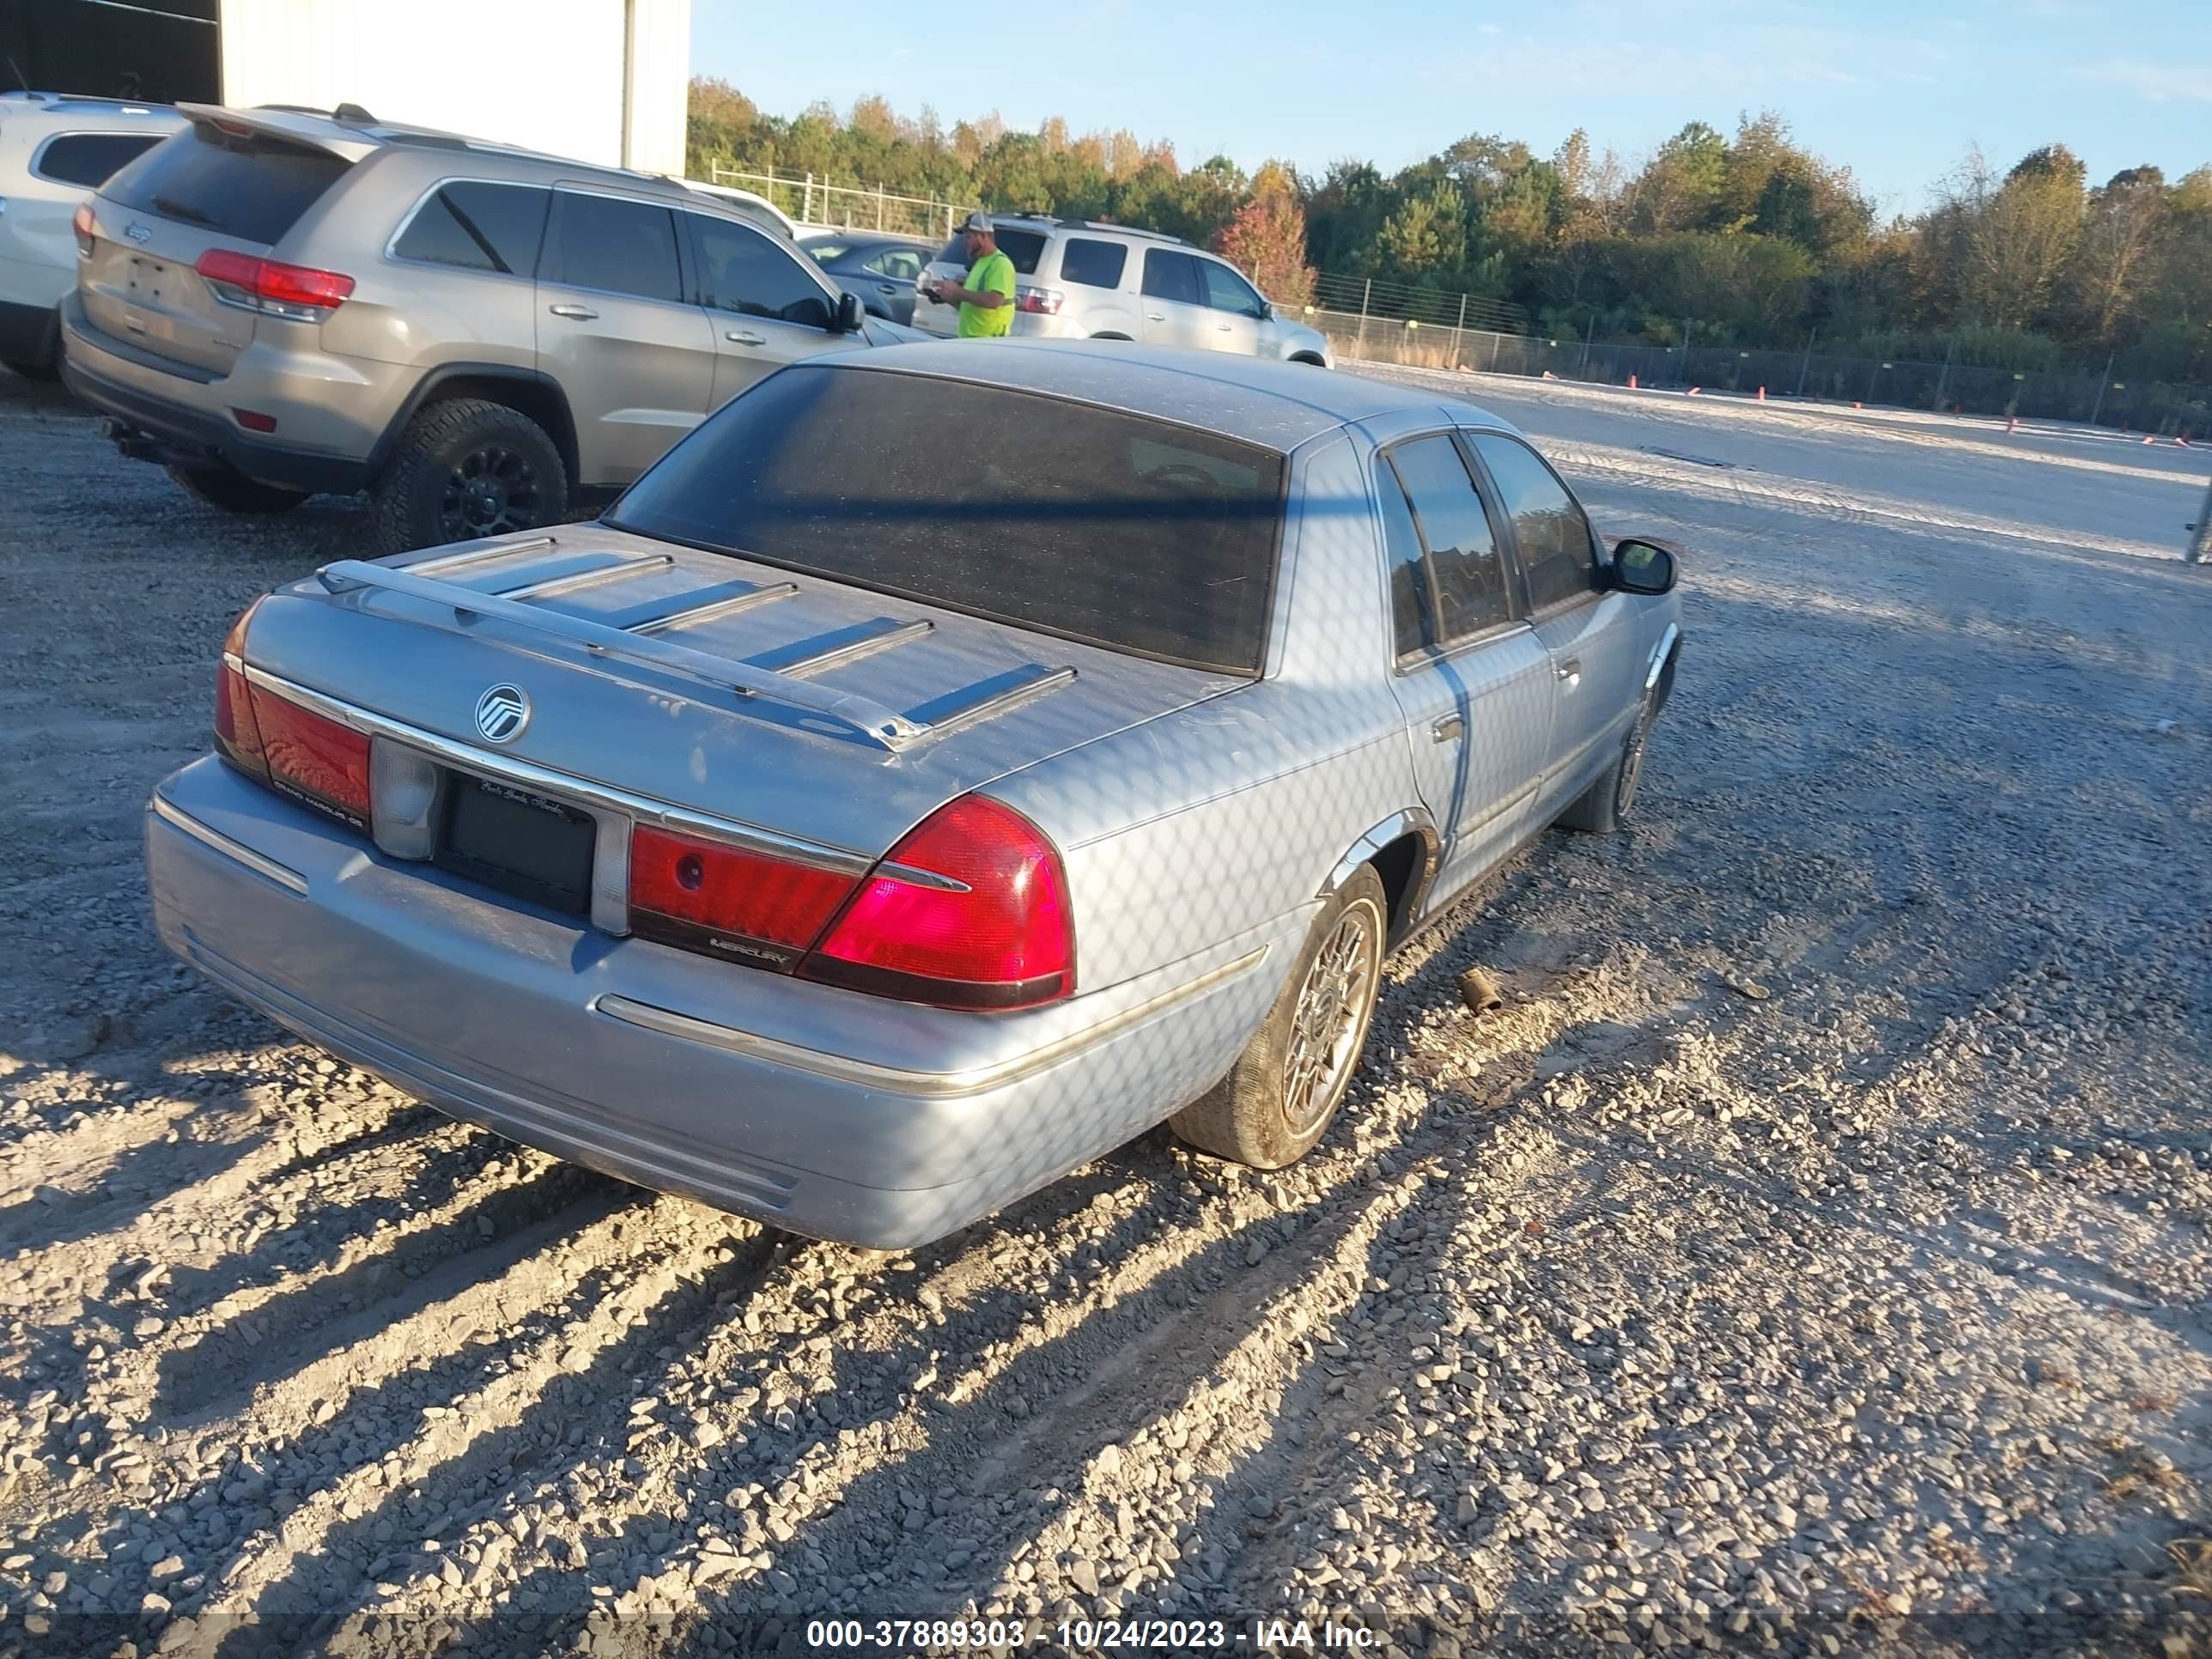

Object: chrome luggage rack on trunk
[315,537,1076,754]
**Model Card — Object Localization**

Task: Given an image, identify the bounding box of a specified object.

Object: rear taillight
[799,796,1073,1010]
[214,603,371,830]
[195,247,355,319]
[252,691,371,830]
[72,202,95,257]
[628,825,857,970]
[1014,285,1064,315]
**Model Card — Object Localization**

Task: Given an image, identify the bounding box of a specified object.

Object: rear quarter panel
[990,431,1423,992]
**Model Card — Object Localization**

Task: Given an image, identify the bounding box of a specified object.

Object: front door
[1138,249,1211,350]
[1194,257,1268,356]
[683,211,855,409]
[1465,431,1642,815]
[537,188,716,487]
[1376,434,1557,902]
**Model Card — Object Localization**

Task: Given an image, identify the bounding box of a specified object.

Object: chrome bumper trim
[150,793,309,895]
[593,944,1272,1098]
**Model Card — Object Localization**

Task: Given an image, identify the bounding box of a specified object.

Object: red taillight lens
[249,689,371,830]
[800,796,1073,1010]
[1013,285,1064,315]
[195,247,354,316]
[628,825,857,969]
[72,202,96,257]
[213,601,266,779]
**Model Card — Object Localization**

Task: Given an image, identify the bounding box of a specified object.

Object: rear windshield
[100,121,350,246]
[933,227,1047,275]
[607,366,1285,675]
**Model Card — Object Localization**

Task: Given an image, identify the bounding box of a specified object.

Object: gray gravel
[0,362,2209,1658]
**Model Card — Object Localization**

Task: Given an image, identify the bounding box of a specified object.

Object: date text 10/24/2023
[803,1617,1386,1650]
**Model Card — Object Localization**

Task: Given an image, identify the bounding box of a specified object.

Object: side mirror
[1611,537,1679,596]
[834,290,866,333]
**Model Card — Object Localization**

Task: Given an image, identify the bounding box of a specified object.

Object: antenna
[6,56,30,94]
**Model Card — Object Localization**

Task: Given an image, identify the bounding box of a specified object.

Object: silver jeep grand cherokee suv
[61,103,911,550]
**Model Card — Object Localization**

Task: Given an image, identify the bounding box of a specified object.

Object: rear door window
[1468,433,1599,611]
[688,214,833,328]
[993,228,1047,275]
[1141,249,1200,305]
[545,191,683,303]
[392,181,549,275]
[1377,468,1431,658]
[100,121,350,246]
[1387,435,1513,643]
[865,247,924,280]
[609,365,1287,675]
[1060,238,1127,289]
[31,132,164,187]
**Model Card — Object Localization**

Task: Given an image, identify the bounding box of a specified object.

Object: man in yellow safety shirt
[924,211,1017,337]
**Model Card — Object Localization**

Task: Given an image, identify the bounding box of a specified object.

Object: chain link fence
[1325,320,2211,436]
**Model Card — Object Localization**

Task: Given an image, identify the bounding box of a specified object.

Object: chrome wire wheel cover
[1283,903,1380,1134]
[1618,709,1651,818]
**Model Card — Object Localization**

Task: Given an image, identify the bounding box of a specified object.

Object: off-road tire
[165,465,310,514]
[1559,699,1654,835]
[368,398,568,556]
[1170,865,1387,1169]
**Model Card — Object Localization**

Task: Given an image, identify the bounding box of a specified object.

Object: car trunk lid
[240,525,1247,866]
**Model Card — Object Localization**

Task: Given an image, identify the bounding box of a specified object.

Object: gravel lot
[1,361,2209,1659]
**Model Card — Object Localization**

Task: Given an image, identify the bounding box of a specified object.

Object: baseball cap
[959,211,994,234]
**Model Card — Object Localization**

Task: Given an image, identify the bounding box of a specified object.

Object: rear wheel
[1170,866,1386,1169]
[166,465,310,514]
[369,398,568,555]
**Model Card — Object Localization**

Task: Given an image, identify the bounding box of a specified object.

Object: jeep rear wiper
[149,196,224,231]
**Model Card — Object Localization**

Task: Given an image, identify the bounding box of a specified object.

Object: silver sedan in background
[144,343,1682,1248]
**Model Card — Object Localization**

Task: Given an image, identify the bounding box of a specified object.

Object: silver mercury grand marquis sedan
[145,341,1683,1249]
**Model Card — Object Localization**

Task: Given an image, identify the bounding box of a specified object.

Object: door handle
[1431,713,1464,743]
[725,331,767,347]
[875,283,897,294]
[1215,323,1233,332]
[1146,312,1165,322]
[1555,658,1583,684]
[547,303,599,320]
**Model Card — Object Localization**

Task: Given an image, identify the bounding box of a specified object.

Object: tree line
[688,80,2212,386]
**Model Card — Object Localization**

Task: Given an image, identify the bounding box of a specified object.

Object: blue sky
[691,0,2210,216]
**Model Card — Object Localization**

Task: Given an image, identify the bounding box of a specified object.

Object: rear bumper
[0,297,60,368]
[58,294,379,494]
[145,757,1292,1249]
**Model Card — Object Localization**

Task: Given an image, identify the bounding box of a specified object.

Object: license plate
[434,775,596,916]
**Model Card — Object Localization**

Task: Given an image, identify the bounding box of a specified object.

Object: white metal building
[0,0,691,176]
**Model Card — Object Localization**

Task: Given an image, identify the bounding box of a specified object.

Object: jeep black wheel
[370,398,568,555]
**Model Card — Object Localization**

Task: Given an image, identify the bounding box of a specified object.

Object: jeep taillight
[72,202,95,257]
[799,796,1073,1010]
[195,247,355,319]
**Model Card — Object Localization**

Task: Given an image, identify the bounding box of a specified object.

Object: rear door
[684,210,853,408]
[537,187,715,486]
[859,243,925,321]
[1377,434,1557,898]
[80,117,353,376]
[1194,256,1267,357]
[1464,431,1640,814]
[1138,249,1210,350]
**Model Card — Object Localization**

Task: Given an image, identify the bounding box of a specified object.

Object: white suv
[0,92,185,377]
[913,215,1332,367]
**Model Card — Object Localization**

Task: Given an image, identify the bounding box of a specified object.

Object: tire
[166,465,310,514]
[2,356,59,382]
[1170,865,1387,1169]
[368,398,568,556]
[1558,697,1654,835]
